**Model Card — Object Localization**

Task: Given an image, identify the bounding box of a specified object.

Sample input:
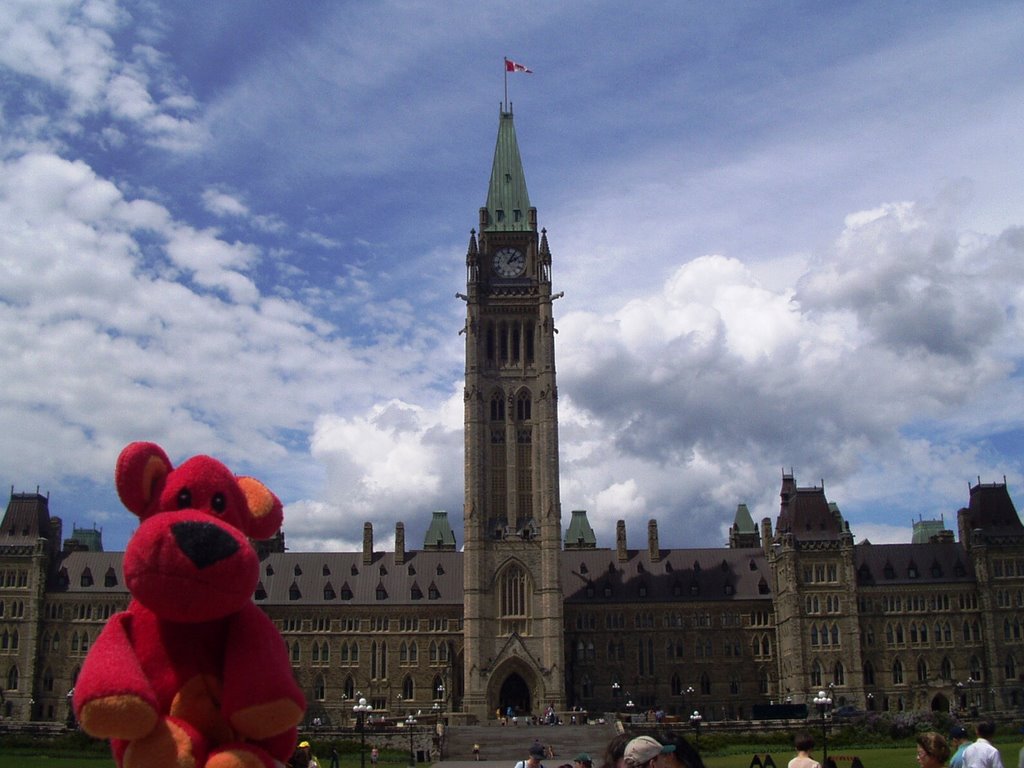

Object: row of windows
[0,601,25,619]
[866,620,980,647]
[257,581,445,602]
[289,640,453,670]
[580,669,774,701]
[309,672,448,704]
[993,559,1024,578]
[0,571,28,588]
[265,561,447,579]
[859,655,984,685]
[809,623,841,648]
[995,589,1024,608]
[484,322,536,368]
[577,636,767,665]
[805,595,842,614]
[278,617,454,633]
[859,559,967,581]
[803,564,839,583]
[574,610,772,632]
[581,578,768,600]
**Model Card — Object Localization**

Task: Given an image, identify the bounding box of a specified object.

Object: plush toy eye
[176,488,192,509]
[211,492,227,514]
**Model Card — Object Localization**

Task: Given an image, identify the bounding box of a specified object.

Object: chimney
[648,519,660,562]
[616,520,628,562]
[362,522,373,565]
[395,522,406,566]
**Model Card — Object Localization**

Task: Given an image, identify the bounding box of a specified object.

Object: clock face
[493,247,525,278]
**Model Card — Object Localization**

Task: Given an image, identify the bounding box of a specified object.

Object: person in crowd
[600,733,632,768]
[950,725,972,768]
[917,732,952,768]
[575,753,594,768]
[514,741,548,768]
[657,731,706,768]
[624,736,665,768]
[788,734,820,768]
[964,721,1004,768]
[291,740,320,768]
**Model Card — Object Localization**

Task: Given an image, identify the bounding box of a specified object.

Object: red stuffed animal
[74,442,306,768]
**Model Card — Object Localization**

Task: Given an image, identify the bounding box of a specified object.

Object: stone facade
[2,110,1023,730]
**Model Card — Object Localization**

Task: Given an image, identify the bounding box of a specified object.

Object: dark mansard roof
[560,547,771,603]
[853,540,974,586]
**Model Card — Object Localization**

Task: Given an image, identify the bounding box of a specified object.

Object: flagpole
[503,57,508,112]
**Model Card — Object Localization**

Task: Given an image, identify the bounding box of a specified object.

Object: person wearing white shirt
[964,721,1004,768]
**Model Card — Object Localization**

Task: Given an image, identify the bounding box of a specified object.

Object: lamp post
[689,710,703,749]
[353,695,372,768]
[813,689,833,768]
[406,713,417,768]
[625,697,635,723]
[612,681,621,713]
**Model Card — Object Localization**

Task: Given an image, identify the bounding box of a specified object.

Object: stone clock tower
[461,109,566,720]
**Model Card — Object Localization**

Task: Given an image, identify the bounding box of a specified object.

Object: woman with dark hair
[657,732,705,768]
[600,733,632,768]
[917,732,952,768]
[789,734,820,768]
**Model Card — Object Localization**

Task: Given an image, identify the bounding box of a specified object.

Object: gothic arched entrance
[931,693,950,712]
[499,673,531,716]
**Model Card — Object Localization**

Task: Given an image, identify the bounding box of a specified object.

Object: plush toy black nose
[171,521,240,569]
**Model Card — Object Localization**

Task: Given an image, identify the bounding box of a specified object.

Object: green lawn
[704,741,1024,768]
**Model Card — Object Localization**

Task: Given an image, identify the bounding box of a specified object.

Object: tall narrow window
[516,391,533,520]
[499,564,530,636]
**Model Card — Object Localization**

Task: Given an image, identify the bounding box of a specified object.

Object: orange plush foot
[123,717,206,768]
[79,694,158,740]
[229,698,303,739]
[207,744,277,768]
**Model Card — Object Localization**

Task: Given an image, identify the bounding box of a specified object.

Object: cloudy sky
[2,1,1022,553]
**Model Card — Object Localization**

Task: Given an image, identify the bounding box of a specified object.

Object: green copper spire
[484,110,531,232]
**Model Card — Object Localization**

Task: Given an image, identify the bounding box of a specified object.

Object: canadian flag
[505,58,533,74]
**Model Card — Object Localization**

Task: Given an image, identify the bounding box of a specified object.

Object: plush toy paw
[207,744,279,768]
[78,694,158,740]
[229,698,304,739]
[123,717,206,768]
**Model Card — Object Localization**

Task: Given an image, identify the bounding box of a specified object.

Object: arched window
[941,657,953,681]
[403,676,414,700]
[893,659,904,685]
[516,391,532,421]
[6,666,17,691]
[811,660,822,687]
[499,564,530,636]
[970,655,983,680]
[700,672,711,695]
[1006,654,1017,680]
[916,658,928,683]
[864,660,875,685]
[490,392,505,422]
[314,674,325,701]
[834,662,845,686]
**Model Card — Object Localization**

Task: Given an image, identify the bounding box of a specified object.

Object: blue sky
[1,1,1022,553]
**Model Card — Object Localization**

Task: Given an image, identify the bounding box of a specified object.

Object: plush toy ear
[116,442,173,519]
[236,476,284,540]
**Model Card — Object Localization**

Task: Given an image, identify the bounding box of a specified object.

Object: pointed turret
[729,503,761,548]
[483,110,532,232]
